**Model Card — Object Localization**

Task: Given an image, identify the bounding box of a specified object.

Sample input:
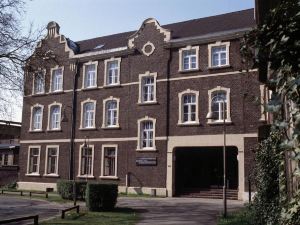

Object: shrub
[86,183,118,211]
[57,180,86,200]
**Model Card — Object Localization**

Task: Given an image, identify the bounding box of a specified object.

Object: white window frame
[50,65,64,92]
[137,116,156,151]
[29,104,44,131]
[208,41,230,68]
[102,96,120,129]
[178,89,200,125]
[44,145,59,177]
[77,144,94,178]
[207,86,232,124]
[138,71,157,104]
[47,102,62,131]
[32,69,46,95]
[100,144,118,179]
[104,57,121,87]
[26,145,41,176]
[80,99,96,129]
[179,45,199,72]
[82,61,98,89]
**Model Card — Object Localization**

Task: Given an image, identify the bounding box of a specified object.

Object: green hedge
[86,183,118,211]
[57,180,87,200]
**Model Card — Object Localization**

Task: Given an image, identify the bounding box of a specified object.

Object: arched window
[182,94,196,122]
[105,100,118,127]
[83,102,95,128]
[51,67,63,92]
[33,72,45,94]
[31,106,43,130]
[49,105,61,130]
[137,116,156,150]
[83,62,97,88]
[211,91,227,121]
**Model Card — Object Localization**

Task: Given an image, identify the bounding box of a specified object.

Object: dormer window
[33,72,45,94]
[208,42,230,68]
[179,46,199,72]
[104,58,121,86]
[83,62,98,89]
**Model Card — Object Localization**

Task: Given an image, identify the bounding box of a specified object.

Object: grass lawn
[217,207,254,225]
[40,208,139,225]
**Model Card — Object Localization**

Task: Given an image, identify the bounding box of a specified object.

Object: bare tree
[0,0,41,121]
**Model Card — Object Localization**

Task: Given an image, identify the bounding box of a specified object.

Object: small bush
[86,183,118,211]
[57,180,86,200]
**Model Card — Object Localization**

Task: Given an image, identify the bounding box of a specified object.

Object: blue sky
[23,0,254,41]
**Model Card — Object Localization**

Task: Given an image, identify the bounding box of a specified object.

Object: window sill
[101,126,120,130]
[48,90,64,95]
[99,176,119,180]
[207,120,232,125]
[46,129,62,132]
[77,175,95,179]
[29,130,44,133]
[43,174,60,177]
[32,93,46,97]
[137,101,158,106]
[103,84,121,88]
[25,173,41,177]
[177,122,200,126]
[208,65,231,70]
[179,68,199,73]
[82,87,98,91]
[79,127,97,131]
[136,148,157,152]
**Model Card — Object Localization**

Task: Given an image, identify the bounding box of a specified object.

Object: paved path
[0,195,65,224]
[117,197,243,225]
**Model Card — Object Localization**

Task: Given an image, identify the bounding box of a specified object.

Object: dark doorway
[175,146,238,196]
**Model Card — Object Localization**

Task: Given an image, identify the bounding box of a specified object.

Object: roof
[76,9,255,54]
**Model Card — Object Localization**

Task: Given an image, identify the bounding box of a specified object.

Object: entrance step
[177,188,238,200]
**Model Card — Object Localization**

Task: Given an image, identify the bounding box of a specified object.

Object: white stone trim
[128,18,171,49]
[29,103,44,132]
[44,145,59,176]
[49,65,64,93]
[18,182,57,191]
[178,45,199,72]
[77,143,95,178]
[207,86,231,123]
[138,71,157,104]
[104,57,121,87]
[82,61,98,89]
[137,116,156,151]
[32,69,46,95]
[100,144,118,179]
[26,145,41,176]
[20,139,71,144]
[142,41,155,56]
[47,101,62,131]
[208,41,230,68]
[72,46,127,59]
[102,96,120,128]
[80,98,96,129]
[178,89,200,125]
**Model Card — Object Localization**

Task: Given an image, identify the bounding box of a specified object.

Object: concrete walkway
[0,195,65,224]
[117,197,244,225]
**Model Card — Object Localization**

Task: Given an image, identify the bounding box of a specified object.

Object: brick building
[18,9,264,200]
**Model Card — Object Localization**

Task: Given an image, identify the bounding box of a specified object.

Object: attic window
[94,44,105,50]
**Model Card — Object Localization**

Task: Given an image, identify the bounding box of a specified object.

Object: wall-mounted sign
[136,157,157,166]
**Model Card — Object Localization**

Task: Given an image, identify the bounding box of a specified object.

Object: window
[104,58,121,86]
[101,145,118,178]
[179,46,199,72]
[51,67,63,92]
[102,97,120,128]
[48,103,61,130]
[83,102,95,128]
[79,145,94,177]
[27,146,40,175]
[33,72,45,94]
[137,117,156,150]
[31,105,43,131]
[0,154,9,166]
[138,71,157,104]
[83,62,97,88]
[80,99,96,129]
[178,89,199,125]
[45,146,59,175]
[208,86,231,123]
[208,42,230,68]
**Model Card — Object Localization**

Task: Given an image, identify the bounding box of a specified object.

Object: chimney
[47,21,60,38]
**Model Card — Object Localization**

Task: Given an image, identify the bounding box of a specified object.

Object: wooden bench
[1,189,23,196]
[61,205,80,219]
